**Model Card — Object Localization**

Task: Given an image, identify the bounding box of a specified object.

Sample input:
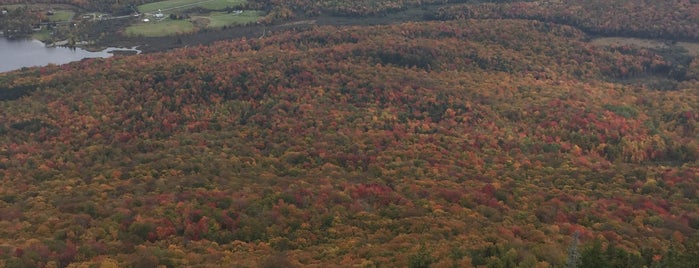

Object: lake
[0,37,139,73]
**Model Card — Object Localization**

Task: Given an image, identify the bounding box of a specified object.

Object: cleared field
[591,37,699,56]
[47,10,74,22]
[0,4,24,10]
[125,19,196,37]
[138,0,246,13]
[1,5,74,22]
[124,9,260,37]
[32,28,52,41]
[195,10,261,28]
[677,42,699,56]
[197,0,247,10]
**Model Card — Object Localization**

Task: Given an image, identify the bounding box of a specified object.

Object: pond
[0,37,139,73]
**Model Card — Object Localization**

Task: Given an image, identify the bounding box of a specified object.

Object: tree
[580,240,607,268]
[409,244,434,268]
[565,231,581,268]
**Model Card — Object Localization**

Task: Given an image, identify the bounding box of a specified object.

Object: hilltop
[1,1,698,267]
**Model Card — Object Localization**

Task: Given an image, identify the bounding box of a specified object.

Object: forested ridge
[434,0,699,41]
[1,2,699,268]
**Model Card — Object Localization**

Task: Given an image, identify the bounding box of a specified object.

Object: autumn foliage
[0,10,698,268]
[435,0,699,40]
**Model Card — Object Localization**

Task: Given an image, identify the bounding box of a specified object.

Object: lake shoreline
[0,37,141,73]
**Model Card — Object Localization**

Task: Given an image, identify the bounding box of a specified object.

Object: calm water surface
[0,37,134,73]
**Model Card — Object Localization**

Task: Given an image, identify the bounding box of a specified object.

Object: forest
[1,1,699,268]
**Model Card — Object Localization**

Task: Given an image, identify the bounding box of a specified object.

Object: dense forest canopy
[1,1,699,267]
[435,0,699,40]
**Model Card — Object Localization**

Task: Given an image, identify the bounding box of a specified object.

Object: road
[148,0,218,13]
[98,0,222,21]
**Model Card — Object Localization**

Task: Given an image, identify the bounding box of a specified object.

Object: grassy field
[31,28,52,42]
[194,10,261,28]
[197,0,247,10]
[138,0,247,13]
[1,5,74,22]
[0,4,24,10]
[125,19,196,37]
[47,10,74,22]
[677,41,699,56]
[125,10,260,37]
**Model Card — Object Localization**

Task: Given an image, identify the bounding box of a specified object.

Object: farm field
[31,28,51,41]
[125,10,261,37]
[0,4,24,10]
[137,0,247,13]
[46,10,74,22]
[196,0,248,10]
[125,19,196,37]
[193,10,262,28]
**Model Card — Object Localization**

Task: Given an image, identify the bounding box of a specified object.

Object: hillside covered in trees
[1,1,699,267]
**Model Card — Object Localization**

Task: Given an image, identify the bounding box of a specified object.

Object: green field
[1,5,74,21]
[197,0,247,10]
[137,0,247,13]
[125,10,260,37]
[125,19,196,37]
[193,10,261,28]
[31,28,52,42]
[47,10,74,22]
[0,4,24,10]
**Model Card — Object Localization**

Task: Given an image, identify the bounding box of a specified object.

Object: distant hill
[435,0,699,41]
[1,17,698,268]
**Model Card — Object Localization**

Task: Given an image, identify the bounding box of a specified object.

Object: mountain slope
[0,19,698,267]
